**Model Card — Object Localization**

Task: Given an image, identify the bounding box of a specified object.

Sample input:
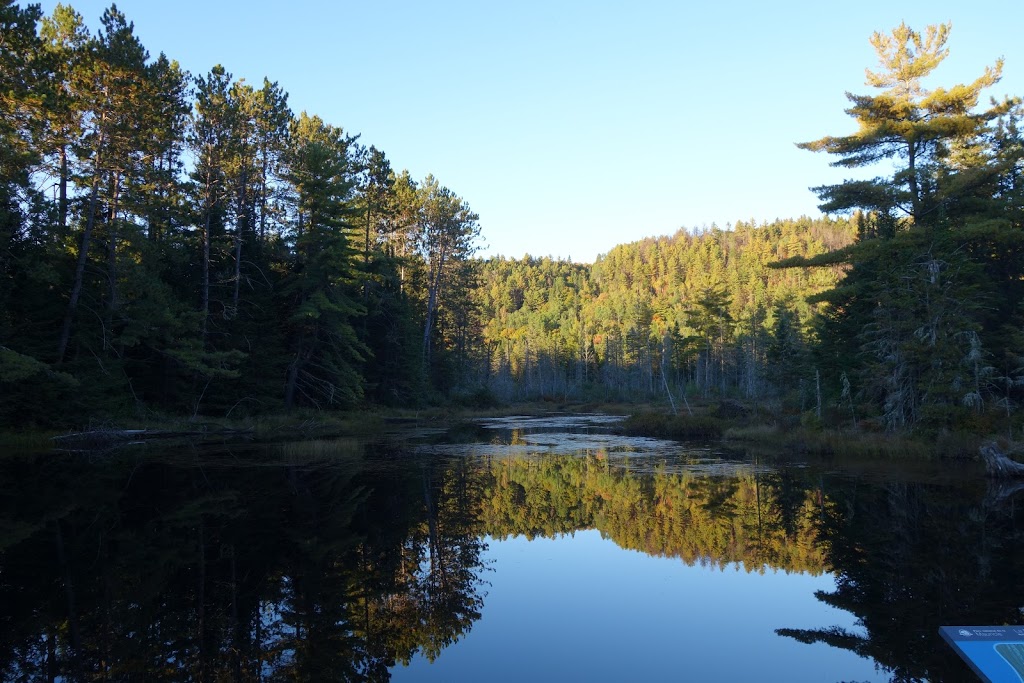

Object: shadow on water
[0,415,1021,681]
[775,472,1024,683]
[0,442,488,682]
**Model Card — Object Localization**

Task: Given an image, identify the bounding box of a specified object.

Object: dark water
[1,415,1021,682]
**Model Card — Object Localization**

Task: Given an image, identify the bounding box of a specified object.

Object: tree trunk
[259,159,268,245]
[232,169,247,315]
[422,251,446,365]
[284,338,304,410]
[201,205,211,343]
[58,145,68,230]
[907,140,920,220]
[57,163,102,364]
[107,174,121,318]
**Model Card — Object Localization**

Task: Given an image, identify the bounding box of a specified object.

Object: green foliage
[455,386,502,409]
[475,218,854,403]
[0,4,485,426]
[2,11,1022,439]
[790,23,1024,434]
[0,347,78,428]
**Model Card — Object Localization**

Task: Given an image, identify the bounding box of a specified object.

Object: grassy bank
[616,401,994,461]
[2,397,1003,462]
[619,412,725,440]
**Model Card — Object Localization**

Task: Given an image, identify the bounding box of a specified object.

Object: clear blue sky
[33,0,1024,262]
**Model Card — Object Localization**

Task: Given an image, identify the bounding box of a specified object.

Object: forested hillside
[474,217,853,403]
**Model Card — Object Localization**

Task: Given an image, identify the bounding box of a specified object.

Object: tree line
[2,10,1022,437]
[472,216,853,406]
[0,2,481,426]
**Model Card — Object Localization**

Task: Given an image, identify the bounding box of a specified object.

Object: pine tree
[799,22,1008,230]
[280,113,366,408]
[189,65,235,343]
[415,175,480,372]
[792,23,1023,430]
[38,4,89,233]
[56,5,153,362]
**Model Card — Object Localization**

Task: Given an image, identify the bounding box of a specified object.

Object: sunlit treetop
[798,22,1014,223]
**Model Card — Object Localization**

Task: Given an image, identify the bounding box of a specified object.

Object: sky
[31,0,1024,263]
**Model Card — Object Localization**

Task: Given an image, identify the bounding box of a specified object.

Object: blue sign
[940,626,1024,682]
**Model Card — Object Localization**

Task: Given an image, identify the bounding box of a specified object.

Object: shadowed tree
[279,113,366,409]
[55,5,156,362]
[189,65,235,344]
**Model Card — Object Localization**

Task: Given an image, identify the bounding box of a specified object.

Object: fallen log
[979,442,1024,478]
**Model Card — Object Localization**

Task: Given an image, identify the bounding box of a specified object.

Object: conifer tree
[56,5,152,362]
[189,65,235,343]
[0,0,50,395]
[252,78,291,244]
[280,113,365,408]
[799,22,1007,230]
[792,23,1023,430]
[415,175,480,370]
[38,4,89,233]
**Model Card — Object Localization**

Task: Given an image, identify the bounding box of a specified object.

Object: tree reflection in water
[0,444,488,682]
[777,475,1024,683]
[0,441,1021,681]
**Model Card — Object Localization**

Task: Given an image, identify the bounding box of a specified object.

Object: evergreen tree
[792,23,1023,430]
[55,5,154,363]
[798,22,1008,229]
[279,113,365,409]
[38,3,89,233]
[189,65,235,343]
[415,175,480,375]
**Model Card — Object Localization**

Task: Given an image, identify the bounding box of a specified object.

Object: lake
[1,414,1020,681]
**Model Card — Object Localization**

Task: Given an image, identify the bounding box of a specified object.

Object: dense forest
[474,217,853,404]
[2,6,1023,436]
[0,2,481,425]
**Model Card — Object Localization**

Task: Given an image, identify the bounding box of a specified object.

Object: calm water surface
[1,414,1021,681]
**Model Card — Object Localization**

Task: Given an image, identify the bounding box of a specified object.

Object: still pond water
[1,414,1022,681]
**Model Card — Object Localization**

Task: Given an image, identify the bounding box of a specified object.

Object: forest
[2,5,1023,438]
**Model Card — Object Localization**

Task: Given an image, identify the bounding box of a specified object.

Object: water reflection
[0,419,1021,681]
[0,444,488,681]
[777,475,1024,682]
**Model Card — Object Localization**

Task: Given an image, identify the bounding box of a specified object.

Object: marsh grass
[620,412,725,439]
[10,398,995,463]
[724,423,984,460]
[627,400,992,461]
